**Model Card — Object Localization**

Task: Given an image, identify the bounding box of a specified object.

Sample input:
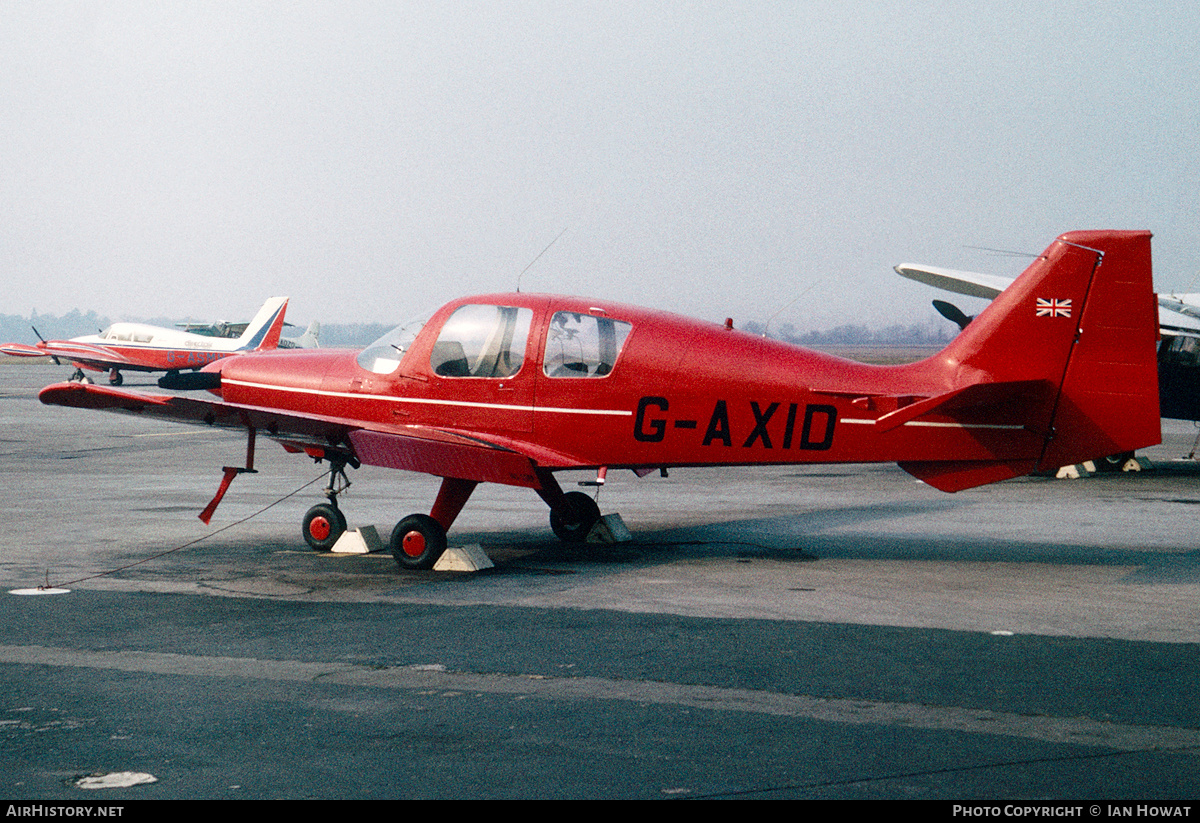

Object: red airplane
[2,296,289,386]
[39,230,1160,570]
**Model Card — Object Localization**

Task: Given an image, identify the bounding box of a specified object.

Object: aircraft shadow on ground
[89,466,1200,587]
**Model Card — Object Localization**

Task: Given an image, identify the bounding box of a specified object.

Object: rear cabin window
[430,304,533,378]
[543,312,632,378]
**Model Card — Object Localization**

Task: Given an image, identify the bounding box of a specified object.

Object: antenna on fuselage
[763,281,819,339]
[516,227,568,292]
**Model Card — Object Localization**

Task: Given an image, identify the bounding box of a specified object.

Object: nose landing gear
[301,456,355,552]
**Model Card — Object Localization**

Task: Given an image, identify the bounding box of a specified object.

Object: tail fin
[901,231,1160,489]
[276,320,320,350]
[236,297,289,352]
[296,320,320,349]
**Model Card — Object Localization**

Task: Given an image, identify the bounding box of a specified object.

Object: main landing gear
[299,463,604,571]
[547,491,601,542]
[388,477,476,570]
[64,368,121,385]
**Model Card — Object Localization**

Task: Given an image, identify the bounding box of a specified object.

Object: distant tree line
[1,310,950,350]
[738,319,953,346]
[0,309,111,343]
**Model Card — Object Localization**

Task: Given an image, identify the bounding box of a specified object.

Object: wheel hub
[402,530,426,557]
[308,517,331,541]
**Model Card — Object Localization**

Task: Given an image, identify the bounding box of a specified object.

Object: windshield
[356,307,438,374]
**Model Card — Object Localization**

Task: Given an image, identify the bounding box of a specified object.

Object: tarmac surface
[2,361,1199,800]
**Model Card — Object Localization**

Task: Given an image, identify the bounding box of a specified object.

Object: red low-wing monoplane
[39,230,1160,570]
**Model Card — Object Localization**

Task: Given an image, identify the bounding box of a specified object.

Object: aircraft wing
[898,262,1200,336]
[22,341,143,369]
[1156,294,1200,334]
[37,381,557,488]
[2,340,141,369]
[0,343,47,358]
[894,264,1013,299]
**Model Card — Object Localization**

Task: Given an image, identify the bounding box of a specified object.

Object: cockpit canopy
[356,301,633,379]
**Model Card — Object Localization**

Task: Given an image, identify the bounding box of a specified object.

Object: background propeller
[31,326,61,365]
[932,300,973,331]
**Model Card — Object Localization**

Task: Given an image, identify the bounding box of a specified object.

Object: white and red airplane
[2,296,289,386]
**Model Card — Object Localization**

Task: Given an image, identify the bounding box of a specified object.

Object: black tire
[302,503,347,551]
[1096,452,1135,473]
[108,370,123,386]
[549,491,601,543]
[390,514,447,570]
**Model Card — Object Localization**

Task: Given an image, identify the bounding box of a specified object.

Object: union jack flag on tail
[1036,297,1072,317]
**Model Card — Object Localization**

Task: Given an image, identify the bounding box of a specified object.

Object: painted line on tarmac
[3,643,1198,753]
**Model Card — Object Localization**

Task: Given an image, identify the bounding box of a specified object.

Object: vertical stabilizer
[900,230,1160,489]
[236,297,290,352]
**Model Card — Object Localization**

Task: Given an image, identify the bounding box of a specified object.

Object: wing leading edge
[37,381,547,489]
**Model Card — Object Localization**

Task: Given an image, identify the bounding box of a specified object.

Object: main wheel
[549,491,601,543]
[108,369,123,386]
[390,514,447,570]
[1097,451,1135,472]
[302,502,347,551]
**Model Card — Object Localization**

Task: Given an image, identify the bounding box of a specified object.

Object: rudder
[1033,231,1160,469]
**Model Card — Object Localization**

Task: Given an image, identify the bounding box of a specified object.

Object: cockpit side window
[543,312,632,378]
[430,304,533,378]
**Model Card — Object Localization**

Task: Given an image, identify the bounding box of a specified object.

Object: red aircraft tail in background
[36,229,1161,569]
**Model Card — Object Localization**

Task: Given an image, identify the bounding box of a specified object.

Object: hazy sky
[3,1,1198,333]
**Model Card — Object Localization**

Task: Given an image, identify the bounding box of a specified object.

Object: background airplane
[36,231,1159,571]
[1,296,289,386]
[178,318,320,350]
[896,260,1200,424]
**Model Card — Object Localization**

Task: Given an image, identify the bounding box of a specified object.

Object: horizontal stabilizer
[898,459,1038,492]
[874,379,1049,433]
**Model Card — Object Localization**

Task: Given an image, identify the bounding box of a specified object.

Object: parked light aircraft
[38,231,1159,570]
[178,318,320,350]
[896,256,1200,423]
[1,297,289,386]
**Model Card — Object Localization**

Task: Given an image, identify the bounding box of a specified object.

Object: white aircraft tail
[295,321,320,349]
[236,297,289,351]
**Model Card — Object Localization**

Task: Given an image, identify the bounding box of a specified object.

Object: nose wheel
[301,454,355,551]
[302,502,347,551]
